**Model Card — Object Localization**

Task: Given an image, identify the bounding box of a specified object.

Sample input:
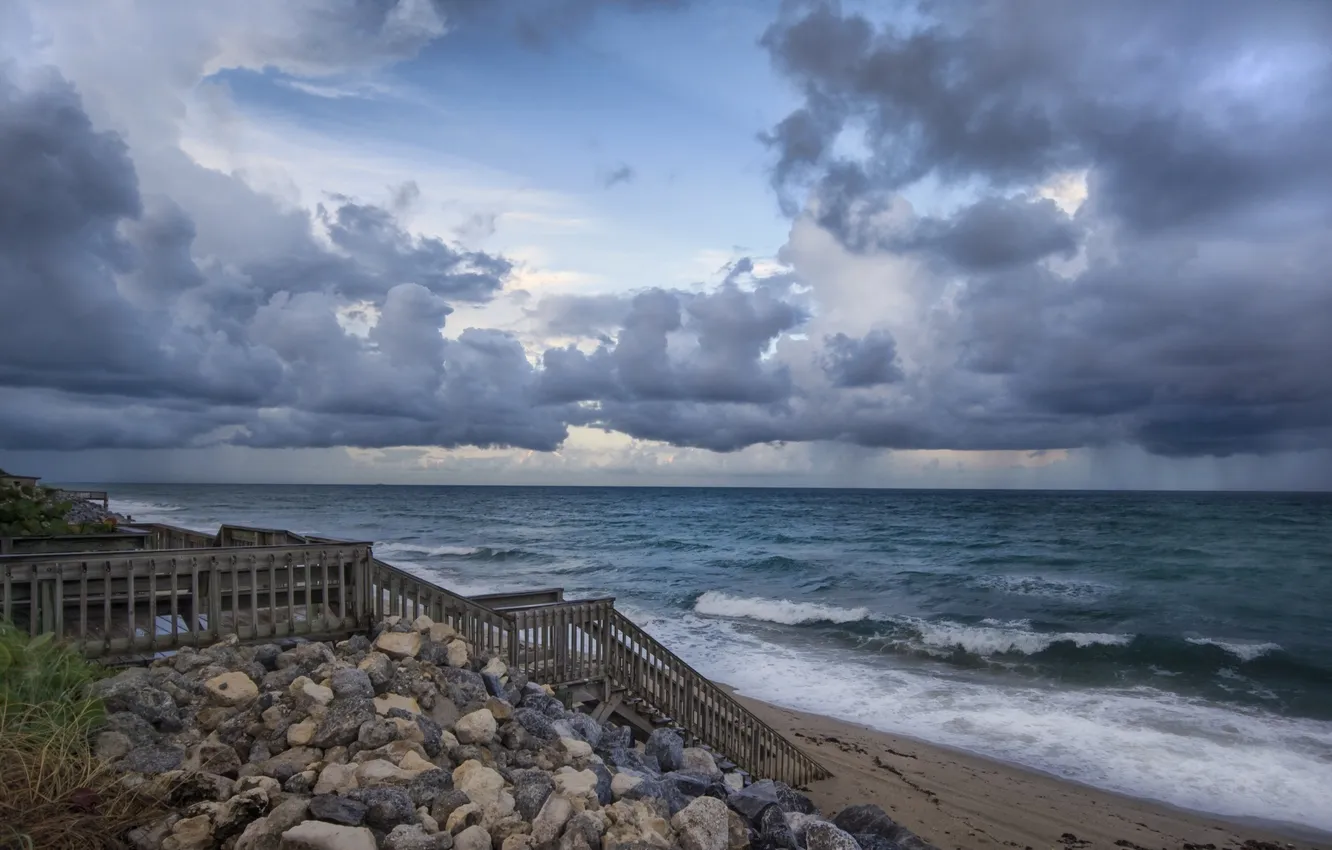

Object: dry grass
[0,625,163,850]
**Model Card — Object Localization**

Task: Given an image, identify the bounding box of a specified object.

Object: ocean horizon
[69,483,1332,833]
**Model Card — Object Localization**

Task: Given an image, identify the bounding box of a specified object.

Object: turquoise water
[95,485,1332,830]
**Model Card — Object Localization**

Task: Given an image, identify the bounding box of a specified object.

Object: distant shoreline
[720,684,1331,850]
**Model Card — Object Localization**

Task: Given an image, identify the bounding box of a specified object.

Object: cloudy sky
[2,0,1330,489]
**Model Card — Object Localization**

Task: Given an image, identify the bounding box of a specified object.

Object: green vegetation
[0,480,117,537]
[0,622,160,850]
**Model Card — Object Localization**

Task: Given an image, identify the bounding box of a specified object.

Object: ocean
[92,484,1332,832]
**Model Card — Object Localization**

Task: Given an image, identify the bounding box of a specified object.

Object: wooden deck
[0,523,831,787]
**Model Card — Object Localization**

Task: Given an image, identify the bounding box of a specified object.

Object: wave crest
[1185,637,1283,662]
[694,591,870,625]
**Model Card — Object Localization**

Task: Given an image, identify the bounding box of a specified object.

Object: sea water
[94,485,1332,831]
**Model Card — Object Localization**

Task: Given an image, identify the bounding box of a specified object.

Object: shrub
[0,485,117,537]
[0,623,162,850]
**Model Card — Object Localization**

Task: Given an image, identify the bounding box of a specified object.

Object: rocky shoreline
[53,490,127,526]
[87,615,936,850]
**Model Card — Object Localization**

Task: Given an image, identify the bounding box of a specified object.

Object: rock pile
[54,490,126,526]
[90,615,938,850]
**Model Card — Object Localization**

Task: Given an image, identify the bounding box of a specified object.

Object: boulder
[446,803,483,834]
[308,794,369,827]
[376,693,424,717]
[681,748,721,780]
[280,821,378,850]
[564,715,602,748]
[385,823,451,850]
[375,631,423,660]
[408,767,455,807]
[428,623,458,644]
[829,805,911,846]
[120,743,185,774]
[286,720,317,747]
[559,811,605,850]
[756,806,797,850]
[454,825,491,850]
[672,797,731,850]
[205,671,259,707]
[291,677,335,708]
[331,667,376,700]
[446,640,470,668]
[91,671,182,730]
[602,800,675,850]
[162,813,213,850]
[314,763,359,795]
[430,788,473,825]
[356,758,423,787]
[312,697,377,748]
[804,823,861,850]
[346,786,418,831]
[530,793,574,846]
[774,782,817,816]
[560,737,593,760]
[646,730,685,774]
[236,796,312,850]
[726,809,750,850]
[455,708,498,745]
[512,708,559,744]
[258,747,321,783]
[727,779,781,824]
[359,653,395,690]
[513,769,555,821]
[552,768,599,804]
[185,736,243,777]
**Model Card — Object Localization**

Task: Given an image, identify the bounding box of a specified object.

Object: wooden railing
[60,489,109,509]
[369,558,512,661]
[1,543,371,658]
[504,599,830,787]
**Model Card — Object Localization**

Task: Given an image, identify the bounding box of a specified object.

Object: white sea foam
[908,618,1131,656]
[1186,637,1283,662]
[375,542,482,558]
[109,498,186,517]
[694,591,871,625]
[635,609,1332,833]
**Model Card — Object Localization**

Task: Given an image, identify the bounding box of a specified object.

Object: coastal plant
[0,484,117,537]
[0,622,161,850]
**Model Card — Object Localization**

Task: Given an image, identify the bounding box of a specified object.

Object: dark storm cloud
[0,65,568,453]
[749,0,1332,459]
[537,285,806,406]
[821,331,902,388]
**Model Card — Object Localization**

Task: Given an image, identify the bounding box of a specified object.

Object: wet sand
[722,686,1330,850]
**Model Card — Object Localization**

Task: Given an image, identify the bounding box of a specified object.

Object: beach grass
[0,622,161,850]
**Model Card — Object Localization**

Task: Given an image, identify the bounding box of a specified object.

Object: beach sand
[722,686,1330,850]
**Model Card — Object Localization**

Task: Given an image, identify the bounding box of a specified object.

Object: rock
[95,730,133,761]
[502,836,533,850]
[285,770,318,794]
[784,813,821,845]
[481,657,507,678]
[602,800,675,850]
[253,643,283,670]
[287,720,317,747]
[235,775,282,802]
[386,823,450,850]
[513,769,554,821]
[162,813,213,850]
[829,806,911,846]
[237,796,312,850]
[435,667,489,712]
[446,640,470,668]
[185,736,243,777]
[805,823,861,850]
[453,825,491,850]
[92,672,182,731]
[312,698,377,748]
[774,783,817,816]
[560,738,593,760]
[121,743,185,773]
[292,677,335,708]
[401,750,436,772]
[309,794,370,826]
[589,760,614,805]
[347,786,418,831]
[511,708,559,745]
[455,709,498,745]
[726,810,750,850]
[603,747,659,778]
[315,763,360,795]
[596,725,632,754]
[428,623,458,644]
[332,668,376,700]
[681,749,721,780]
[552,768,599,803]
[530,793,574,846]
[359,653,395,690]
[673,797,731,850]
[407,767,453,807]
[756,807,797,850]
[359,717,400,749]
[205,671,259,707]
[559,811,605,850]
[646,729,685,774]
[453,760,514,823]
[259,747,321,782]
[340,634,373,654]
[377,693,424,717]
[376,631,423,660]
[485,697,514,722]
[446,803,483,834]
[722,773,745,795]
[727,779,781,824]
[852,834,901,850]
[430,788,473,825]
[564,715,602,748]
[413,615,436,633]
[356,758,423,787]
[611,772,644,800]
[280,821,378,850]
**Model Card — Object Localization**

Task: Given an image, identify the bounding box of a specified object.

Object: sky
[1,0,1331,490]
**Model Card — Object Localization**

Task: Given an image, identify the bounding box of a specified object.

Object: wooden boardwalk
[0,522,830,787]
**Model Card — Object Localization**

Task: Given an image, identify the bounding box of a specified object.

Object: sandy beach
[723,686,1330,850]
